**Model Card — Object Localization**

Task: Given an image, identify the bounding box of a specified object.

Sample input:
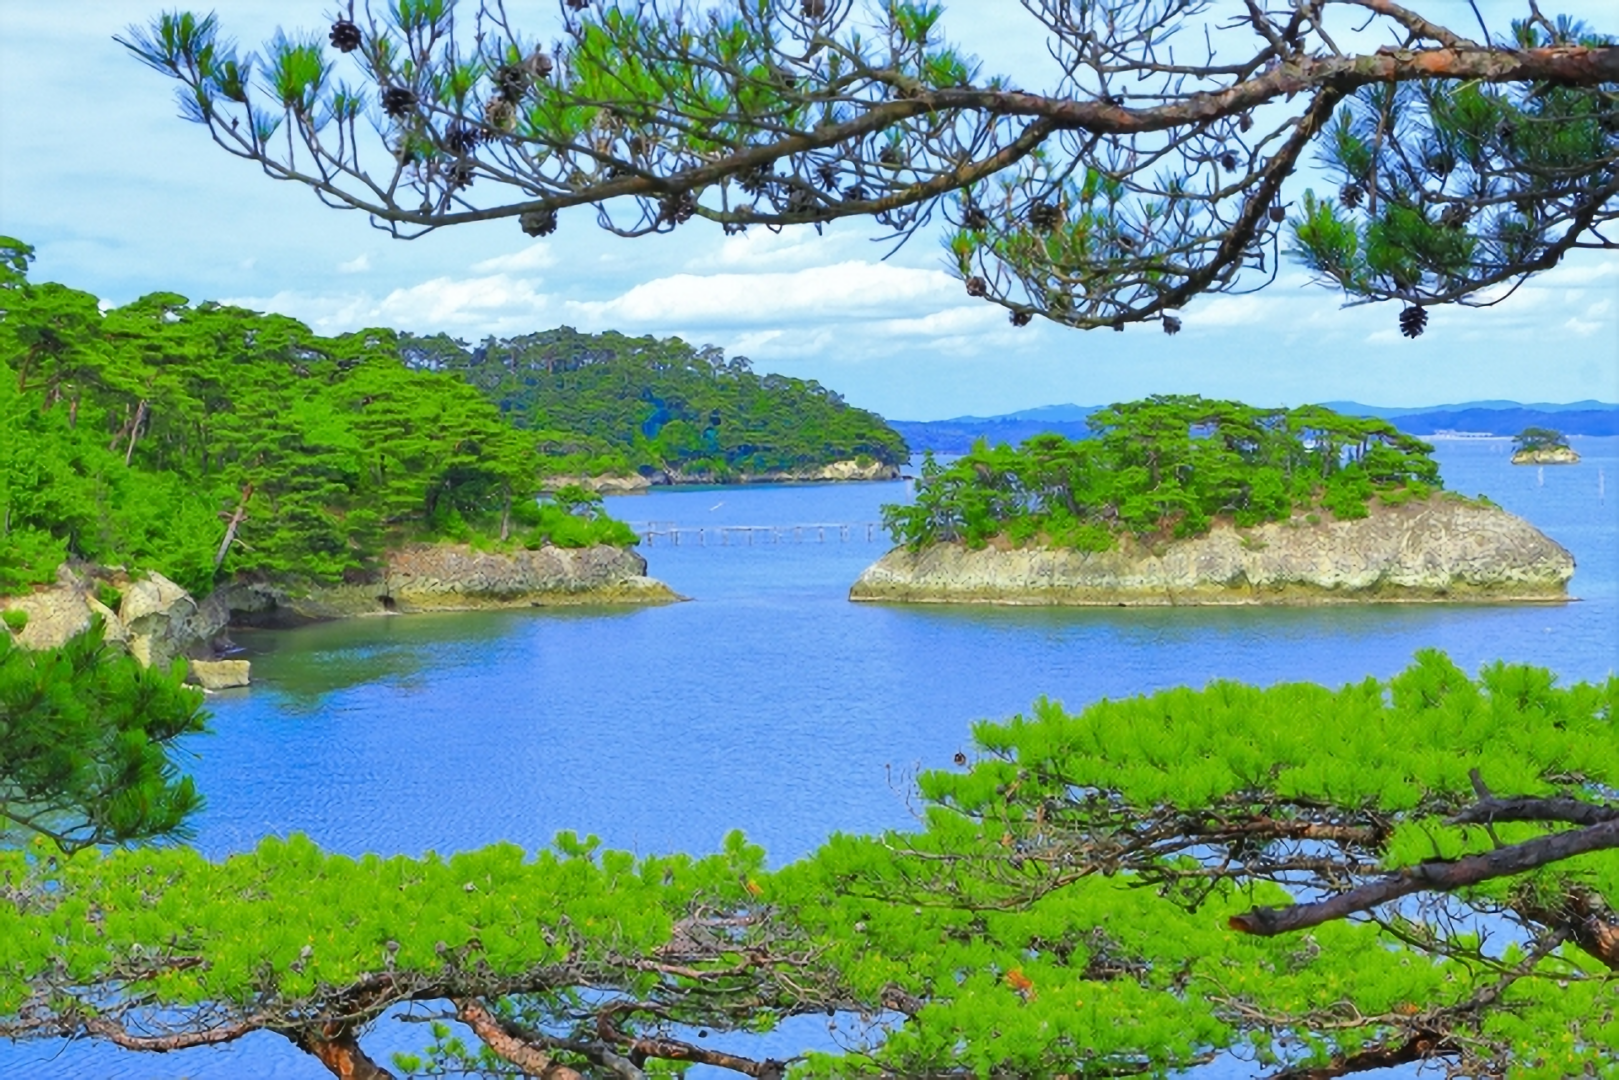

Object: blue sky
[2,1,1615,419]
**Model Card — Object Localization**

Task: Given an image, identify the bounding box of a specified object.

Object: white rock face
[850,497,1575,605]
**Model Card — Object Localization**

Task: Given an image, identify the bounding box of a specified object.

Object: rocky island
[1511,445,1581,465]
[852,497,1573,604]
[1510,426,1581,464]
[858,396,1575,606]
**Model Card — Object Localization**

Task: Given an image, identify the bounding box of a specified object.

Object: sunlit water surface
[14,437,1618,1078]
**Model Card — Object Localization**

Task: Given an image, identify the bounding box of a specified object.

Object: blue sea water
[10,437,1617,1078]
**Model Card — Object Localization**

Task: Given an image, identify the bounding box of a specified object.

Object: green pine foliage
[884,395,1441,550]
[401,328,909,481]
[2,654,1615,1076]
[0,238,631,597]
[1513,426,1570,453]
[0,620,207,850]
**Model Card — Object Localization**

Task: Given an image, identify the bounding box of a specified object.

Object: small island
[1510,426,1581,465]
[852,396,1574,605]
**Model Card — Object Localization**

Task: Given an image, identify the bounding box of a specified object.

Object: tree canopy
[0,237,630,598]
[402,327,909,481]
[884,394,1442,549]
[1512,425,1571,452]
[121,1,1618,335]
[3,653,1616,1077]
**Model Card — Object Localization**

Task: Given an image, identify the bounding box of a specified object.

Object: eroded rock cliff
[850,497,1574,605]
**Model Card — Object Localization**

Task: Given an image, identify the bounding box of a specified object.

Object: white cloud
[470,244,556,275]
[566,260,959,328]
[690,226,864,272]
[1562,316,1606,337]
[226,273,553,336]
[336,254,371,274]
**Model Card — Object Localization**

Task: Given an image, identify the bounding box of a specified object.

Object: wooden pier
[627,521,887,546]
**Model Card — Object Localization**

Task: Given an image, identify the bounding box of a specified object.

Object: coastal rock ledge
[222,543,679,621]
[850,498,1574,605]
[1,544,677,684]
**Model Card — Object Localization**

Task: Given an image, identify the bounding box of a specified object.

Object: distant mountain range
[890,400,1619,453]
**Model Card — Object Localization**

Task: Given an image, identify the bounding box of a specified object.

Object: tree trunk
[293,1025,395,1080]
[214,484,254,570]
[500,489,512,542]
[124,399,150,467]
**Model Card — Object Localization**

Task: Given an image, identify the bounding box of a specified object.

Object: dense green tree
[121,3,1616,335]
[0,239,631,597]
[0,622,208,850]
[401,328,909,481]
[1512,425,1571,452]
[885,394,1440,549]
[2,654,1615,1076]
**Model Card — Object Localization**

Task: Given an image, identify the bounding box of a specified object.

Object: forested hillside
[401,328,909,481]
[0,238,626,597]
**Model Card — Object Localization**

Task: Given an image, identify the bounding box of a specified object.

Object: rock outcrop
[0,566,228,673]
[1511,446,1580,465]
[188,659,251,690]
[1,544,676,684]
[220,543,678,620]
[850,497,1575,605]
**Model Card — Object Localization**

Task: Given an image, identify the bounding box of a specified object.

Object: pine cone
[495,63,530,103]
[484,98,517,132]
[1220,152,1239,171]
[1339,181,1365,210]
[566,0,588,9]
[962,205,989,230]
[660,190,698,225]
[815,162,837,189]
[443,123,480,155]
[787,187,825,216]
[381,86,417,118]
[1027,201,1061,231]
[329,19,363,53]
[1268,205,1286,223]
[737,166,774,196]
[446,161,475,191]
[1009,310,1033,327]
[1439,203,1469,229]
[965,276,987,297]
[1162,315,1182,335]
[841,183,866,202]
[1238,112,1254,132]
[1399,304,1428,339]
[528,52,555,80]
[878,145,901,166]
[520,208,558,237]
[802,0,827,17]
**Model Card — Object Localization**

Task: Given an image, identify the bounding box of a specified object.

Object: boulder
[119,572,226,671]
[188,658,251,690]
